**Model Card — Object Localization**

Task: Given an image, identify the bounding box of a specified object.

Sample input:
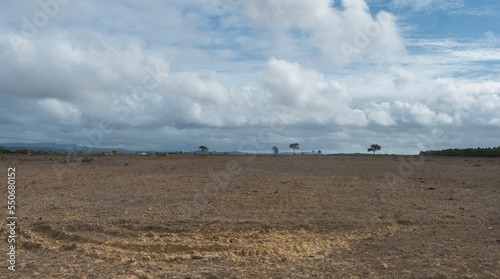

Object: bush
[420,146,500,157]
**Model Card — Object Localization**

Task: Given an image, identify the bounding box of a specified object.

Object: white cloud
[392,101,455,126]
[237,0,406,64]
[391,0,433,10]
[391,0,462,11]
[261,57,371,126]
[37,98,82,124]
[390,66,416,87]
[0,0,499,154]
[451,49,500,62]
[336,109,369,126]
[489,118,500,127]
[365,102,397,126]
[167,71,231,106]
[262,57,346,108]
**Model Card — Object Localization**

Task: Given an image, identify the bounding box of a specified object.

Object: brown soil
[1,154,499,278]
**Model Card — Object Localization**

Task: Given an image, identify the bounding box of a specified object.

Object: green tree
[199,146,208,157]
[368,144,381,155]
[420,146,500,157]
[289,143,299,155]
[112,150,118,155]
[272,146,279,155]
[317,150,321,155]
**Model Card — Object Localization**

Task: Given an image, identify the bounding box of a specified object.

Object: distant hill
[0,142,329,155]
[0,143,257,155]
[0,142,138,154]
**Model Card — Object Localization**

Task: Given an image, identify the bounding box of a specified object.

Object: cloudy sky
[1,0,499,154]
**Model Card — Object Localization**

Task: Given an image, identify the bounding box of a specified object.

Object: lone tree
[198,146,208,157]
[317,150,322,155]
[272,146,279,155]
[367,144,381,155]
[289,143,300,155]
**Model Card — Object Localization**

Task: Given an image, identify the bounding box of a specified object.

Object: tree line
[0,148,49,154]
[420,146,500,157]
[0,147,118,155]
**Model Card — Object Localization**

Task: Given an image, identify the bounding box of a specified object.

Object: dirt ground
[1,154,499,278]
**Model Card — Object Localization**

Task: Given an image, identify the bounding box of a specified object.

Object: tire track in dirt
[21,220,404,263]
[23,223,226,254]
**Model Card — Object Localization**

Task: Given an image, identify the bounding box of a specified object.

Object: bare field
[1,154,499,278]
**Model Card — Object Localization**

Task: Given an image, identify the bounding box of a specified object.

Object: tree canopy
[289,143,299,155]
[368,144,381,155]
[198,146,208,157]
[420,146,500,157]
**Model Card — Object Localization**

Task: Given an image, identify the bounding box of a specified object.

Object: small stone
[191,253,203,260]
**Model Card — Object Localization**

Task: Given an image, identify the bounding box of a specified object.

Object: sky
[0,0,499,154]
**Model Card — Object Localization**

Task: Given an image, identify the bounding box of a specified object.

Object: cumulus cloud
[0,0,499,154]
[365,102,397,126]
[260,57,372,127]
[337,109,369,127]
[409,103,454,126]
[262,58,346,108]
[236,0,406,64]
[168,71,231,106]
[390,66,416,87]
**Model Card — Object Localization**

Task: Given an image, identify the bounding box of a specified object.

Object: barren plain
[1,154,499,278]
